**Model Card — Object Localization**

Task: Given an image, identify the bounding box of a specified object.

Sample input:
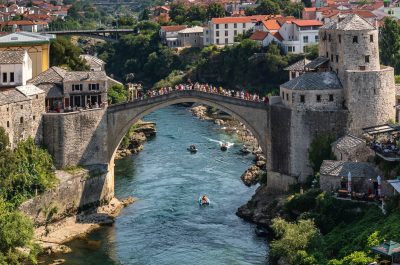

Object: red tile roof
[272,31,283,41]
[211,15,279,24]
[262,19,280,30]
[292,20,323,27]
[160,25,187,32]
[249,30,269,41]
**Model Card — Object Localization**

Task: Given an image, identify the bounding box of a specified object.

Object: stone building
[80,54,105,72]
[177,26,204,48]
[319,160,378,193]
[28,67,116,110]
[278,14,396,180]
[0,51,45,148]
[0,32,54,78]
[331,134,373,162]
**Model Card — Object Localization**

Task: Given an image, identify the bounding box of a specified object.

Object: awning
[372,241,400,256]
[388,179,400,193]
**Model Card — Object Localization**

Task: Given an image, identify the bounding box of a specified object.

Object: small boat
[240,145,251,154]
[220,143,228,151]
[187,145,197,153]
[198,195,210,206]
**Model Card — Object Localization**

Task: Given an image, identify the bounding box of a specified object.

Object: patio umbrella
[377,175,382,197]
[371,240,400,262]
[347,172,352,193]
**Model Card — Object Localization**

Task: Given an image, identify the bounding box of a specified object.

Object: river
[48,105,268,265]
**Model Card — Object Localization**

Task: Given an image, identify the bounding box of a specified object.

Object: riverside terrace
[363,124,400,162]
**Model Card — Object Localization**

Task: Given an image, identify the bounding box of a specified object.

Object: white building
[177,26,204,48]
[159,25,187,48]
[0,50,32,87]
[203,15,270,46]
[278,20,322,53]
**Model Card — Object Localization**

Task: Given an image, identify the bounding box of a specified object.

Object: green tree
[308,133,335,173]
[270,218,321,263]
[380,17,400,74]
[0,127,8,152]
[138,9,150,21]
[255,0,280,15]
[187,5,207,22]
[206,2,225,19]
[328,251,374,265]
[108,84,127,104]
[50,37,89,71]
[169,2,187,24]
[284,2,304,18]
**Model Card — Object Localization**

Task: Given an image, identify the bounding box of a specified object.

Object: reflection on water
[42,105,268,265]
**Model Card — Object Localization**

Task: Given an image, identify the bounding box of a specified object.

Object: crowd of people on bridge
[137,82,269,104]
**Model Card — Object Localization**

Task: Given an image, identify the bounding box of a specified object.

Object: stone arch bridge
[42,90,346,196]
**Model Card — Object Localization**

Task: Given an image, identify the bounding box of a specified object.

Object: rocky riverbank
[37,197,136,261]
[115,121,157,159]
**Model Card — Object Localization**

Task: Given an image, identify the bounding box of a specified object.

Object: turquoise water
[46,105,268,265]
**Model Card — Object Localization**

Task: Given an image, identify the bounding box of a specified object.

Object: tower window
[7,121,9,127]
[370,35,373,42]
[300,95,305,103]
[20,117,23,124]
[338,34,341,43]
[329,94,334,101]
[316,95,321,102]
[353,36,358,43]
[326,52,329,58]
[336,55,339,62]
[20,105,23,109]
[331,54,333,61]
[365,55,370,63]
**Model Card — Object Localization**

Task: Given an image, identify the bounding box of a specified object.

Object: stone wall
[19,166,114,226]
[289,108,348,181]
[345,67,396,135]
[42,108,108,168]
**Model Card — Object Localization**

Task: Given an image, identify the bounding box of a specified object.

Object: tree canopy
[380,17,400,74]
[50,37,89,71]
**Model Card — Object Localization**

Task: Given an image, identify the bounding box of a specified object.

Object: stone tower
[319,14,396,134]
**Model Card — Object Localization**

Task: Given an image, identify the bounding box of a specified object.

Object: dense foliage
[308,133,336,174]
[108,84,128,104]
[50,37,89,71]
[0,128,57,264]
[245,0,308,18]
[279,189,400,264]
[380,17,400,75]
[169,2,225,24]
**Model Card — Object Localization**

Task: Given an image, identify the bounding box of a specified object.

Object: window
[370,34,373,42]
[315,35,319,42]
[338,34,341,43]
[359,66,366,70]
[36,95,38,99]
[242,23,245,28]
[216,39,220,44]
[365,55,370,63]
[316,95,321,102]
[331,54,333,61]
[353,36,358,43]
[216,24,219,29]
[300,95,305,103]
[291,72,296,79]
[7,121,9,128]
[224,24,228,29]
[89,83,100,91]
[234,30,237,36]
[225,31,228,37]
[216,31,219,37]
[20,105,23,109]
[286,93,289,101]
[20,117,23,124]
[33,115,36,121]
[329,94,334,101]
[322,33,327,41]
[72,84,82,91]
[303,36,309,43]
[326,52,329,58]
[336,55,339,63]
[234,23,237,28]
[10,72,14,82]
[225,38,228,44]
[2,73,6,83]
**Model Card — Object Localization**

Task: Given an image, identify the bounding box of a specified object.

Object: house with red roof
[278,19,322,53]
[249,30,283,47]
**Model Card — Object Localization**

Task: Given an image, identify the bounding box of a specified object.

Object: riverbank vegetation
[269,190,400,264]
[0,128,57,264]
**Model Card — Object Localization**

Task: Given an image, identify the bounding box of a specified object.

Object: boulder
[241,165,261,186]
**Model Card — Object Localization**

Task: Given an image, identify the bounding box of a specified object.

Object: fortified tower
[319,14,396,134]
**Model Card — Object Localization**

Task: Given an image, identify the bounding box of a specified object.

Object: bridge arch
[106,90,271,164]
